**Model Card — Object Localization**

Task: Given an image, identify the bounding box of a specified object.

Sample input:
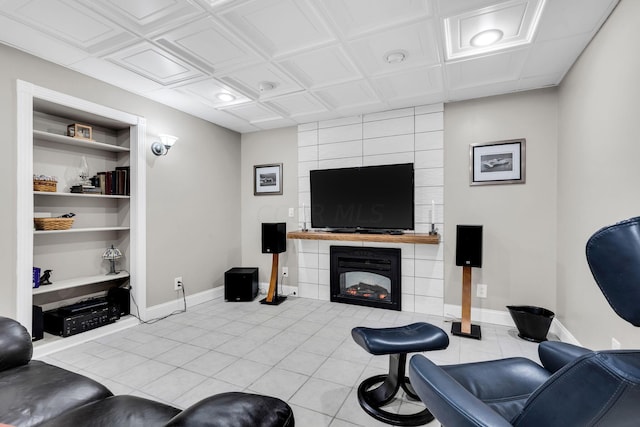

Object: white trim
[144,287,223,320]
[33,316,139,359]
[443,304,581,346]
[15,80,146,335]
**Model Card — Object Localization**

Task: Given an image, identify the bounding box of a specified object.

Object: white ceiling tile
[320,0,434,38]
[219,0,335,57]
[175,78,252,107]
[2,0,136,54]
[71,56,164,93]
[279,44,361,89]
[0,13,89,65]
[349,20,441,76]
[155,17,261,74]
[223,102,283,123]
[219,62,304,99]
[265,92,328,118]
[522,35,589,78]
[372,66,444,105]
[105,42,204,85]
[313,80,381,111]
[444,0,546,60]
[80,0,206,36]
[535,0,618,42]
[446,50,528,90]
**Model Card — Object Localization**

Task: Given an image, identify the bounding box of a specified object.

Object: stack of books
[70,166,130,195]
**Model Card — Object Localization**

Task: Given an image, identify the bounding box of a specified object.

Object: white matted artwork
[254,163,283,195]
[470,139,526,186]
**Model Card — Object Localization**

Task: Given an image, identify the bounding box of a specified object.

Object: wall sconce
[151,134,178,156]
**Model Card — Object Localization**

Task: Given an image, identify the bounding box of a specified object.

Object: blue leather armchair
[408,216,640,426]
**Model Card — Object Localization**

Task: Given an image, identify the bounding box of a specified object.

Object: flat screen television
[310,163,414,232]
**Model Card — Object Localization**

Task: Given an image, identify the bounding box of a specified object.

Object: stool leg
[357,353,435,426]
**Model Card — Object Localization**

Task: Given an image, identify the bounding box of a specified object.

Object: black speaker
[32,305,44,341]
[107,286,130,316]
[262,222,286,254]
[225,267,259,301]
[456,225,483,268]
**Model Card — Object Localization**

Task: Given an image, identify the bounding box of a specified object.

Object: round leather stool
[351,322,449,426]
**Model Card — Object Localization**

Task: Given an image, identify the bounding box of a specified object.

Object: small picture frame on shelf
[254,163,283,195]
[67,123,93,141]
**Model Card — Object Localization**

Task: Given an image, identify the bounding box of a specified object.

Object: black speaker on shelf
[107,286,130,316]
[456,225,483,268]
[32,305,43,341]
[262,222,286,254]
[225,268,259,302]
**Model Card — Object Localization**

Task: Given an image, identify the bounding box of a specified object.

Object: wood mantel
[287,230,440,244]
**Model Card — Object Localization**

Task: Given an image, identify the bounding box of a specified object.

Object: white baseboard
[443,304,581,346]
[144,286,223,320]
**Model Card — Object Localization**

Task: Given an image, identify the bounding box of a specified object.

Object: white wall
[0,43,241,317]
[557,0,640,348]
[443,89,559,317]
[295,105,445,314]
[240,127,299,288]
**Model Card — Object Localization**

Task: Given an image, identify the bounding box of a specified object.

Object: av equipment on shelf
[32,305,44,341]
[43,298,119,338]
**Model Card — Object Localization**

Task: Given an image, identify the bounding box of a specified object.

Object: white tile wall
[295,104,445,315]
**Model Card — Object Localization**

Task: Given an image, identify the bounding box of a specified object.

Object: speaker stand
[260,253,287,306]
[451,266,481,339]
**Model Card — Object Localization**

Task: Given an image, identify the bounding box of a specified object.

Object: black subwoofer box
[262,222,286,254]
[225,267,259,302]
[107,286,130,316]
[456,225,483,268]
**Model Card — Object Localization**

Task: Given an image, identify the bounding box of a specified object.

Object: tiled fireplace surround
[294,104,445,315]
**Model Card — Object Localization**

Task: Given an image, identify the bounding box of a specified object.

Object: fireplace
[330,246,401,311]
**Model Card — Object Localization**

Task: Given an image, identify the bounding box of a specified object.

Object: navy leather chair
[408,216,640,426]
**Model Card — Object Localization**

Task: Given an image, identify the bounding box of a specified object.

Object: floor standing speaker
[225,267,259,302]
[456,225,483,268]
[262,222,286,254]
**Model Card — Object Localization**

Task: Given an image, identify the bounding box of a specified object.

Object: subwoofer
[456,225,483,268]
[32,305,44,341]
[262,222,286,254]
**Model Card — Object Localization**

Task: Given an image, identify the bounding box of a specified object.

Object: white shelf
[33,271,130,295]
[33,129,130,153]
[34,191,130,199]
[34,226,130,235]
[33,315,138,359]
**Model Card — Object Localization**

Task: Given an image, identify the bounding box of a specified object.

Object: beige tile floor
[38,296,544,426]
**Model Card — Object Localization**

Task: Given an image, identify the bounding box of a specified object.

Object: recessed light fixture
[216,92,235,102]
[470,29,504,47]
[384,50,407,64]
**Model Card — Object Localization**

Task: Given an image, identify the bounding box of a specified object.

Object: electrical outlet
[174,276,183,291]
[611,337,621,349]
[288,207,295,217]
[282,267,289,277]
[476,283,488,298]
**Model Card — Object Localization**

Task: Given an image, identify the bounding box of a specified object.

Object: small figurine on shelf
[39,270,53,286]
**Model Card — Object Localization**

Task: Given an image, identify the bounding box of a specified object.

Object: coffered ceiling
[0,0,619,133]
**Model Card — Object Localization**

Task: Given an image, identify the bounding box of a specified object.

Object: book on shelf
[33,267,40,288]
[88,167,130,196]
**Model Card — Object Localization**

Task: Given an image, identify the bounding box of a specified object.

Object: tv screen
[310,163,414,231]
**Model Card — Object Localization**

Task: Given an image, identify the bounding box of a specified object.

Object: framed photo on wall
[254,163,283,195]
[470,139,526,186]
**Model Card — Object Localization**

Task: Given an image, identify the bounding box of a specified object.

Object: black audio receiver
[43,299,119,337]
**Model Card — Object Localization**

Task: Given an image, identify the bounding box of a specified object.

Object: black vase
[507,305,555,342]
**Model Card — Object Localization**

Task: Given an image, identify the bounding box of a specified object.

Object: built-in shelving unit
[16,80,147,352]
[287,230,440,244]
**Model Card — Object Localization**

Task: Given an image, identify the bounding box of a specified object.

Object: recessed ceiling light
[470,29,504,47]
[384,50,407,64]
[216,92,235,102]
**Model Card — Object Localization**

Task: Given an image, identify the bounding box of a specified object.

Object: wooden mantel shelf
[287,230,440,244]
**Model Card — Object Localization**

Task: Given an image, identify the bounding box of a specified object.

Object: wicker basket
[34,218,74,231]
[33,180,57,192]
